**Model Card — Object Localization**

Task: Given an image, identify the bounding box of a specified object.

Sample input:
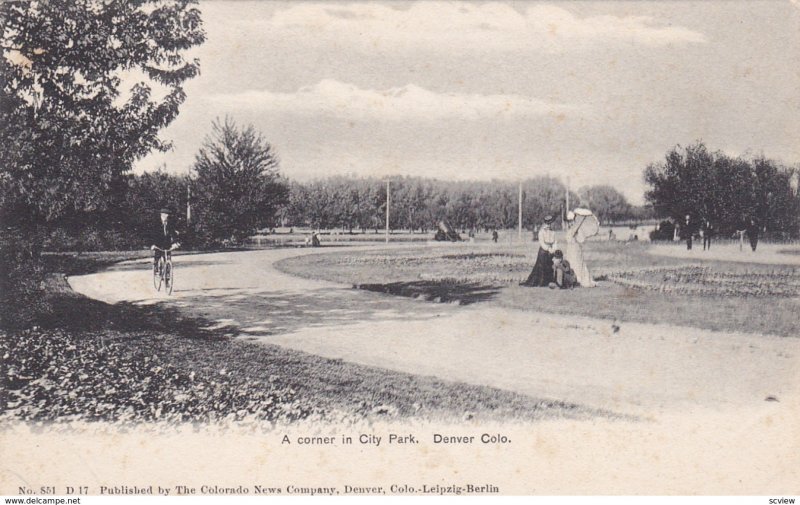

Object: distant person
[746,218,760,252]
[550,250,577,289]
[520,215,557,287]
[608,229,616,241]
[150,207,180,274]
[680,214,696,250]
[701,219,714,251]
[311,231,321,247]
[492,229,499,243]
[736,228,746,251]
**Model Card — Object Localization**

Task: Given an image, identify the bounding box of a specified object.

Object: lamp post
[186,183,192,225]
[564,175,570,229]
[385,179,390,243]
[518,181,522,241]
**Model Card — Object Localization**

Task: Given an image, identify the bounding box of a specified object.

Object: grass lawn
[2,252,611,424]
[276,241,800,338]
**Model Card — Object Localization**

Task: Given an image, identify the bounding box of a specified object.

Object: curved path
[69,245,800,419]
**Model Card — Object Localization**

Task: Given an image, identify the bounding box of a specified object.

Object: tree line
[284,176,644,235]
[42,159,643,250]
[645,142,800,238]
[13,109,800,253]
[130,120,647,246]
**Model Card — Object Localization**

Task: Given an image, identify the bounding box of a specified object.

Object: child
[550,250,577,289]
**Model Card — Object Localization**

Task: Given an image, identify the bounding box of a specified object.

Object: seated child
[550,250,577,289]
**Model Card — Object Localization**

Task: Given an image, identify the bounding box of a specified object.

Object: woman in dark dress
[520,215,557,287]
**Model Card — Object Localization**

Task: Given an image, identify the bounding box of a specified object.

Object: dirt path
[68,246,800,419]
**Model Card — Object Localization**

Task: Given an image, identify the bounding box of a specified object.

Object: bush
[649,220,675,241]
[43,226,142,252]
[0,228,49,330]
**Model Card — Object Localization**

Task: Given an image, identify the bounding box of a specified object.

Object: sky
[135,1,800,204]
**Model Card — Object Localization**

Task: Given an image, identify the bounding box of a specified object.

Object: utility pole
[385,180,390,243]
[564,176,570,228]
[518,181,523,241]
[186,184,191,224]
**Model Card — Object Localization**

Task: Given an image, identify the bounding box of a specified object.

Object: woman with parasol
[565,208,598,287]
[520,215,557,287]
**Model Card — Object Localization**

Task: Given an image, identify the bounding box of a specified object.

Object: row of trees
[283,176,642,234]
[70,163,639,249]
[645,143,800,238]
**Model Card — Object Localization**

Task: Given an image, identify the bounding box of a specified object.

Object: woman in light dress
[565,210,596,287]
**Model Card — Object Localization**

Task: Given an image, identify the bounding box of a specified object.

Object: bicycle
[152,246,176,295]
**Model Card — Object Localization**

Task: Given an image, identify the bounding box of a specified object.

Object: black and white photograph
[1,0,799,499]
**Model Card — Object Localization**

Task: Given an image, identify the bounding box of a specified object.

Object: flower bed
[333,251,528,268]
[606,265,800,297]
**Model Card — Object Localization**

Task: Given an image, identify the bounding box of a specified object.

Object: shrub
[0,228,49,329]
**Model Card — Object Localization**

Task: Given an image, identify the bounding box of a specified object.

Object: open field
[276,241,800,338]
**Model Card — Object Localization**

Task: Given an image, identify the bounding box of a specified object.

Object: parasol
[572,208,600,242]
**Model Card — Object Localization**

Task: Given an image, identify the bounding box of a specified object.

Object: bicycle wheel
[154,256,164,291]
[164,260,173,295]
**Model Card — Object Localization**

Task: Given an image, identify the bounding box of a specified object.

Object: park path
[68,245,800,420]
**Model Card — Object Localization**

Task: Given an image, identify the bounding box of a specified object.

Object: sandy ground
[62,245,800,493]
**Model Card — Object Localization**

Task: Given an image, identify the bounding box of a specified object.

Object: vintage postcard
[1,0,799,500]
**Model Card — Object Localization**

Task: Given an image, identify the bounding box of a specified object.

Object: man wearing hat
[151,207,181,274]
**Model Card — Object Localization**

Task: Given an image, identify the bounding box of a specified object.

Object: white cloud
[263,2,707,49]
[206,79,578,120]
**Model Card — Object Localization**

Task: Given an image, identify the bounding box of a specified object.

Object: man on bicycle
[151,207,181,274]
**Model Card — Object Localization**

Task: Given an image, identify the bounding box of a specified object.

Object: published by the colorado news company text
[7,484,500,497]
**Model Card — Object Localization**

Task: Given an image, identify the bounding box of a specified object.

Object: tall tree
[0,0,205,233]
[645,142,799,237]
[191,118,289,245]
[521,176,566,229]
[578,185,632,224]
[645,142,716,223]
